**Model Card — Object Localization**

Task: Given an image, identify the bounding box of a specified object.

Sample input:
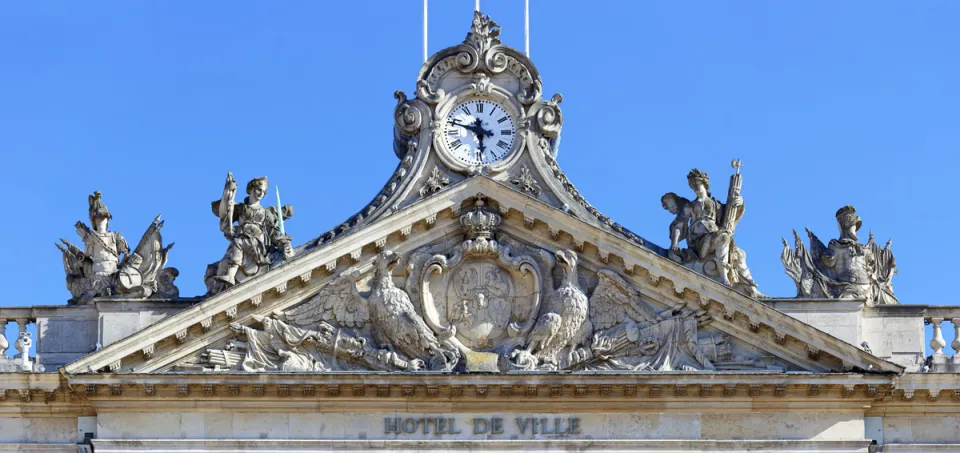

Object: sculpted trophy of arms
[781,205,898,305]
[56,191,179,302]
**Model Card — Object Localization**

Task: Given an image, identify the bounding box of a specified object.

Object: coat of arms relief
[193,195,788,374]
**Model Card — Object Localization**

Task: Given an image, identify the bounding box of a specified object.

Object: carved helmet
[88,191,112,221]
[835,205,863,231]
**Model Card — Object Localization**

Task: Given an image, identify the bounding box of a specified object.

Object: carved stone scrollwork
[415,12,542,108]
[394,91,424,136]
[393,91,432,159]
[536,94,563,138]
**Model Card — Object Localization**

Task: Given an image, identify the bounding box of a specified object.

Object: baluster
[0,319,9,356]
[930,318,947,355]
[952,319,960,358]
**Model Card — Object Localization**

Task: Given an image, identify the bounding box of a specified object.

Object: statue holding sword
[205,173,294,295]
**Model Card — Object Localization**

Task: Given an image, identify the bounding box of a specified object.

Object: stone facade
[1,10,958,453]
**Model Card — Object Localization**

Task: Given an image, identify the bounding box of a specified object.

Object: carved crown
[460,195,501,239]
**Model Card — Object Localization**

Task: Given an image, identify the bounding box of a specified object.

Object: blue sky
[1,2,957,352]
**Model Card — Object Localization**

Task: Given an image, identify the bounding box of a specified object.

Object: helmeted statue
[781,205,898,305]
[56,191,179,302]
[204,173,294,295]
[660,163,761,298]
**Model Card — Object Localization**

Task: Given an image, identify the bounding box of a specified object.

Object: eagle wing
[280,269,370,329]
[589,269,658,331]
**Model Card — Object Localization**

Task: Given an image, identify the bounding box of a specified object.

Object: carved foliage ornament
[510,166,543,196]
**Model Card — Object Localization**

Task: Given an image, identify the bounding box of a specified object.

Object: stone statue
[510,250,590,370]
[205,173,294,295]
[781,205,898,305]
[660,163,761,298]
[56,191,179,302]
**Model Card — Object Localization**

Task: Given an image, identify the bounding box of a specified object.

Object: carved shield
[420,246,542,353]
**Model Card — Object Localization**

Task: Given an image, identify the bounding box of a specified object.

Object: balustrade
[923,308,960,372]
[0,308,39,372]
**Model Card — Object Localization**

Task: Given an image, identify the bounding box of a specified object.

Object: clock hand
[472,117,493,138]
[450,118,487,141]
[473,118,489,163]
[477,140,486,163]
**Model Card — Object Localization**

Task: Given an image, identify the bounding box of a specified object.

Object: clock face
[441,99,516,166]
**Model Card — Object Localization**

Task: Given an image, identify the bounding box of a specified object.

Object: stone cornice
[63,373,895,413]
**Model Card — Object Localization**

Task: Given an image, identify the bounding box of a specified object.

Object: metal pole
[475,0,480,12]
[423,0,428,62]
[524,0,530,56]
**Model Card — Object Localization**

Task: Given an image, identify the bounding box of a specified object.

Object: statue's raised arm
[218,172,238,237]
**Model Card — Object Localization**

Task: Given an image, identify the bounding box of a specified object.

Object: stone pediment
[62,177,903,376]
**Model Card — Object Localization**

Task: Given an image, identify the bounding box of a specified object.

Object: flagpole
[423,0,428,62]
[524,0,530,56]
[475,0,480,11]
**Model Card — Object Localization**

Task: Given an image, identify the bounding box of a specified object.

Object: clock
[441,99,517,166]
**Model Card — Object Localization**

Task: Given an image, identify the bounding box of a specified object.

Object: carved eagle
[516,249,590,368]
[279,251,459,371]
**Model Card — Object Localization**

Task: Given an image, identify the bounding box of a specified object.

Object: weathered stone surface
[661,164,761,298]
[782,206,898,305]
[883,416,960,443]
[205,174,294,295]
[6,9,953,453]
[56,191,179,302]
[0,417,77,443]
[700,412,864,441]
